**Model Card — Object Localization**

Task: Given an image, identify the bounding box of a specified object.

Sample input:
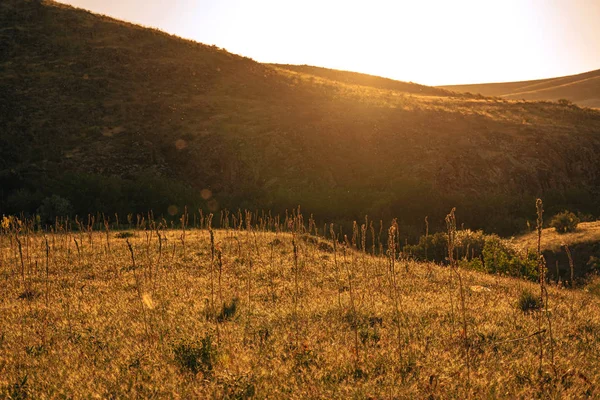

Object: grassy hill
[512,221,600,284]
[2,0,600,237]
[2,217,600,398]
[440,69,600,109]
[270,64,463,97]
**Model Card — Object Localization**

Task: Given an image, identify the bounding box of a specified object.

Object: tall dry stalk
[387,219,403,362]
[535,198,547,378]
[330,224,342,311]
[292,231,300,349]
[446,208,470,387]
[564,243,576,320]
[209,228,220,344]
[342,236,361,374]
[126,239,149,337]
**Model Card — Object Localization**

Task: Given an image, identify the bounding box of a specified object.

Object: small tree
[550,210,580,234]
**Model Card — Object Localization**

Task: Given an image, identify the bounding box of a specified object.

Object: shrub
[217,297,239,322]
[550,211,580,234]
[406,229,485,263]
[517,289,541,313]
[482,235,538,280]
[557,98,573,106]
[173,335,216,376]
[455,229,486,260]
[404,232,448,262]
[115,232,134,239]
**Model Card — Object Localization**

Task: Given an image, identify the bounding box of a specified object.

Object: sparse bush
[115,231,134,239]
[217,297,239,322]
[5,374,29,400]
[517,289,541,313]
[173,335,217,376]
[550,211,580,233]
[557,98,573,106]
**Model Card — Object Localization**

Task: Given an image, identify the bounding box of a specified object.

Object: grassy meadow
[1,210,600,399]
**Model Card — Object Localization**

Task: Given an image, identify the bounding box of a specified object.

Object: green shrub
[406,229,485,263]
[404,232,448,262]
[517,289,541,313]
[455,229,486,260]
[482,236,538,280]
[550,211,580,233]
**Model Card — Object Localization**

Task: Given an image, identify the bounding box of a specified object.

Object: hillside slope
[270,64,462,98]
[2,0,600,236]
[440,69,600,108]
[512,221,600,282]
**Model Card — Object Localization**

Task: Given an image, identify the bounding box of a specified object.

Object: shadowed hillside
[2,0,600,236]
[440,69,600,108]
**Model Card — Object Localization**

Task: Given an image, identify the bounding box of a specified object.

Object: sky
[56,0,600,86]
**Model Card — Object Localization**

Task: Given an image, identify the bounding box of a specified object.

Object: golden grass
[1,225,600,398]
[513,221,600,252]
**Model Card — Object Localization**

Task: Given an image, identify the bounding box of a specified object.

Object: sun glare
[54,0,600,85]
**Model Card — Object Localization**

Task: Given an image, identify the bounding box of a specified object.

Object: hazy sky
[56,0,600,86]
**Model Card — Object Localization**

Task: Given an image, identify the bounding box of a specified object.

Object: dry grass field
[1,212,600,398]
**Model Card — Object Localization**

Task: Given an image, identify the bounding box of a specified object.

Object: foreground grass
[1,226,600,398]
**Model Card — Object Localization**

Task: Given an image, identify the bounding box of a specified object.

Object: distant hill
[2,0,600,237]
[270,64,462,98]
[439,69,600,108]
[512,221,600,283]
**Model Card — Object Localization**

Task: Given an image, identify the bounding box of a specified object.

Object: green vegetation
[407,229,539,280]
[550,210,580,233]
[2,0,600,238]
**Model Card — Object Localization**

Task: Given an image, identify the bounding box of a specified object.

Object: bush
[217,297,239,322]
[550,211,580,234]
[557,98,573,106]
[115,232,134,239]
[173,335,216,376]
[404,232,448,262]
[482,236,538,280]
[517,289,541,313]
[406,229,485,263]
[455,229,486,260]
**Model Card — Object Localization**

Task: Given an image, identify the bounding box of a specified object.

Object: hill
[270,64,461,97]
[2,0,600,237]
[512,221,600,283]
[2,219,600,398]
[439,69,600,109]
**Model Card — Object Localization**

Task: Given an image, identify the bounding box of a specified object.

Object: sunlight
[57,0,599,85]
